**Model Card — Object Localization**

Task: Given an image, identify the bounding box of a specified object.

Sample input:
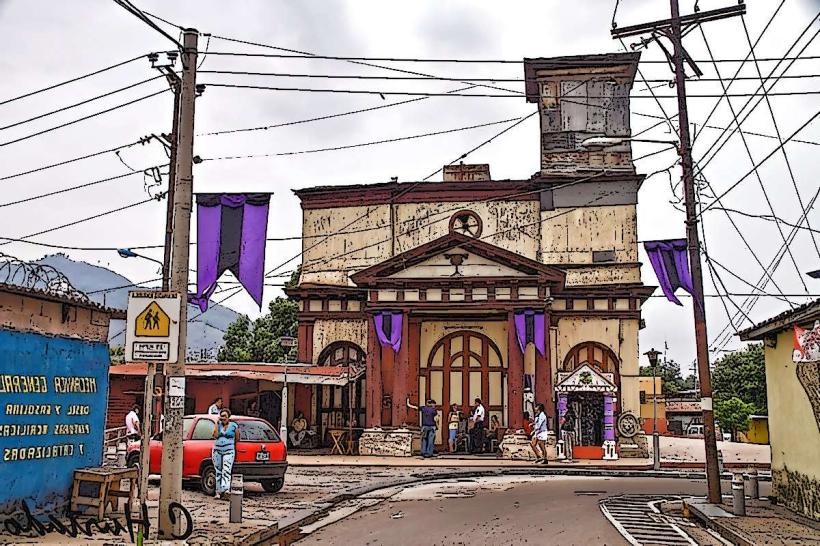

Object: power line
[0,139,146,182]
[0,89,169,148]
[111,0,183,49]
[0,75,165,132]
[200,116,528,162]
[0,54,148,107]
[709,206,820,234]
[0,167,166,208]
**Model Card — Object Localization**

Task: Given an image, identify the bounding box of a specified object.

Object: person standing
[447,404,461,453]
[530,403,549,464]
[246,400,260,417]
[125,404,141,440]
[208,397,223,415]
[407,397,439,458]
[561,406,577,463]
[470,398,486,453]
[211,409,240,499]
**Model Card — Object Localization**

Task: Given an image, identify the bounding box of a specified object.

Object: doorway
[419,330,507,444]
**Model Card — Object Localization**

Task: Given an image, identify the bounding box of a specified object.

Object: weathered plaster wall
[395,201,541,258]
[540,204,638,266]
[555,316,640,415]
[766,329,820,519]
[0,291,110,342]
[564,265,641,286]
[388,248,528,279]
[312,319,368,364]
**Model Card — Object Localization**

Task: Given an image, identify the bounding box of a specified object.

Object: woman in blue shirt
[212,409,240,499]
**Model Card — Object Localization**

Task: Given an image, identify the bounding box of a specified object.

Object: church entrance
[420,330,507,444]
[569,393,604,447]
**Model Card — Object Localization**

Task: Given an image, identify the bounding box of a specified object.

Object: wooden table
[70,466,138,520]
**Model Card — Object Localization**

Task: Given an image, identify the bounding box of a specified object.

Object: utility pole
[158,28,198,539]
[613,0,744,505]
[162,87,181,292]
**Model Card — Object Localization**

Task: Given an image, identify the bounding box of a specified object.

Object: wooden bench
[70,466,138,520]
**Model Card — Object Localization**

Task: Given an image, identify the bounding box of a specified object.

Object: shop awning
[110,361,362,386]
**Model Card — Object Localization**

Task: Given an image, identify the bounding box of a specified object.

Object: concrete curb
[244,466,770,545]
[686,500,754,546]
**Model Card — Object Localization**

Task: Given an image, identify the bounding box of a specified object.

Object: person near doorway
[531,403,549,464]
[485,414,501,452]
[561,406,577,463]
[246,400,260,417]
[447,403,461,453]
[125,404,140,440]
[211,409,239,499]
[407,397,439,458]
[470,398,486,453]
[208,397,223,415]
[522,411,533,436]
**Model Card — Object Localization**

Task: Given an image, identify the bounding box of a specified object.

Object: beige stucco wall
[554,316,640,415]
[0,290,110,342]
[767,330,820,519]
[540,204,638,266]
[311,319,368,364]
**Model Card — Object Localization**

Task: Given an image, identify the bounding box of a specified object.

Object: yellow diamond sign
[135,301,170,337]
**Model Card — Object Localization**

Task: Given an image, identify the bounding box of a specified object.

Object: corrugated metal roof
[738,298,820,340]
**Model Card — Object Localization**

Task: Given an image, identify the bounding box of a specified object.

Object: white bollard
[556,439,565,460]
[731,472,746,516]
[745,468,759,500]
[230,474,243,523]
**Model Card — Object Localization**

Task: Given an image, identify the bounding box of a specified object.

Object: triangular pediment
[556,363,617,393]
[350,233,566,286]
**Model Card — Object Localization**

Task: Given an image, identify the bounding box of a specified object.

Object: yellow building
[739,299,820,521]
[638,376,666,434]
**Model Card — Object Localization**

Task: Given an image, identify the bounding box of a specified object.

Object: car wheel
[200,462,216,496]
[126,452,141,469]
[260,478,284,493]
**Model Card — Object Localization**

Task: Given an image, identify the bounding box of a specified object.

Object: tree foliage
[639,359,692,397]
[218,297,298,362]
[714,396,755,440]
[712,344,767,414]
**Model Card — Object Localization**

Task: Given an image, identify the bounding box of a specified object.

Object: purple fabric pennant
[373,311,402,352]
[190,193,271,312]
[514,309,546,356]
[644,239,696,306]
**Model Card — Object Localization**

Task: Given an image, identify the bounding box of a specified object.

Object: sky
[0,0,818,372]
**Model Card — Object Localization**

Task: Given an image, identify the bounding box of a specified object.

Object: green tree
[109,345,125,363]
[712,344,767,414]
[218,297,298,362]
[639,359,685,397]
[714,396,754,441]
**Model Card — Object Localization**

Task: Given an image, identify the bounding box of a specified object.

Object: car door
[187,417,217,476]
[148,417,195,474]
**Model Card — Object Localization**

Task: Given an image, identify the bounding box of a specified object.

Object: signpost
[124,291,182,535]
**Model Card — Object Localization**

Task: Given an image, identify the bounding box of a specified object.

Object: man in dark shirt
[407,397,439,457]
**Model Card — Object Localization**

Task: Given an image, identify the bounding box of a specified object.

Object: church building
[285,52,655,459]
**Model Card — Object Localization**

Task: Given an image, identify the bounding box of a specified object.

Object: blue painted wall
[0,329,109,514]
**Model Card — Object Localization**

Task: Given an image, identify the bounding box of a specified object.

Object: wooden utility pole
[162,87,181,292]
[158,28,198,539]
[613,0,744,504]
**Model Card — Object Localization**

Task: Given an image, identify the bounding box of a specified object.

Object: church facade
[285,52,654,459]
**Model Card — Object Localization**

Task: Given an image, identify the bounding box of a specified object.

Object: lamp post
[278,336,297,443]
[644,348,662,471]
[117,248,164,267]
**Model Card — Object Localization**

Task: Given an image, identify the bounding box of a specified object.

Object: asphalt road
[299,475,771,546]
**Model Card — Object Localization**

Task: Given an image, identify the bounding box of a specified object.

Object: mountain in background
[34,254,239,358]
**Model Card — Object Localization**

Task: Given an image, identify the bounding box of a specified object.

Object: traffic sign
[125,291,182,363]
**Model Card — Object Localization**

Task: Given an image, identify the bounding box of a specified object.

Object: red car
[127,414,287,494]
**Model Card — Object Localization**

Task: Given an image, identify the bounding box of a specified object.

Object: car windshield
[237,420,280,442]
[183,417,194,438]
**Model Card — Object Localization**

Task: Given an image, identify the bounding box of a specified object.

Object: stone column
[366,318,382,427]
[507,311,524,430]
[392,313,410,426]
[603,393,618,460]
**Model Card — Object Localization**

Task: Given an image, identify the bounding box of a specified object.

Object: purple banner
[644,239,696,306]
[603,394,616,442]
[514,309,546,356]
[373,311,402,353]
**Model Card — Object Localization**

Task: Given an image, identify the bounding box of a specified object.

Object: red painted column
[507,310,524,430]
[407,320,421,426]
[535,312,554,422]
[366,317,382,427]
[392,314,410,426]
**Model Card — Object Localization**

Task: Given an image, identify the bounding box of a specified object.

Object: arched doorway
[559,342,620,459]
[420,330,506,444]
[315,341,366,444]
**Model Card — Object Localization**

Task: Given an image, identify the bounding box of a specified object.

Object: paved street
[299,475,771,546]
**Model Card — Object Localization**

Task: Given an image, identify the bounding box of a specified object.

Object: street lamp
[644,348,662,471]
[278,336,297,443]
[117,248,164,267]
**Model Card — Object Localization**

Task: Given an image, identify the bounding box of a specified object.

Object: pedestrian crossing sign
[135,301,170,337]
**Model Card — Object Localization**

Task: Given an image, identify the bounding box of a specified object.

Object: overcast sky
[1,0,818,371]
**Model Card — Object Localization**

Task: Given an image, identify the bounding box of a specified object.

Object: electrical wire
[0,54,148,107]
[200,116,528,162]
[0,89,169,148]
[709,206,820,234]
[111,0,183,49]
[0,140,146,182]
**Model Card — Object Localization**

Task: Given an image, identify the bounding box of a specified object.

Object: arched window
[562,341,619,375]
[317,341,365,367]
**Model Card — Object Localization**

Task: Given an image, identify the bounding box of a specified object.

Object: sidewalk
[687,498,820,545]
